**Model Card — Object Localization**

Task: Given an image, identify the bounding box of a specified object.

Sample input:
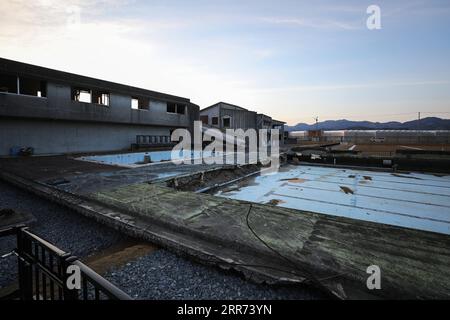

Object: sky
[1,0,450,125]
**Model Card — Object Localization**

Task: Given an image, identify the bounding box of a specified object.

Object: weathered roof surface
[200,101,251,113]
[90,182,450,299]
[0,57,190,103]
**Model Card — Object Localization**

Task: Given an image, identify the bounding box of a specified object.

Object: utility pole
[314,116,319,142]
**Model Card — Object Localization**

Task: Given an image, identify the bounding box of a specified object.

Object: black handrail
[0,225,132,300]
[72,260,131,300]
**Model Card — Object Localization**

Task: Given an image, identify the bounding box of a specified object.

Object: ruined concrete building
[199,101,285,143]
[0,58,199,156]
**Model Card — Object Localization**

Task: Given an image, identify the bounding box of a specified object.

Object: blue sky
[1,0,449,124]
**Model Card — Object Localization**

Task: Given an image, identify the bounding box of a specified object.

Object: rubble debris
[267,199,286,206]
[165,164,260,192]
[339,186,354,194]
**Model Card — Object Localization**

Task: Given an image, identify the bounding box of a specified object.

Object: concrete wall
[0,83,195,128]
[0,117,170,155]
[0,78,200,155]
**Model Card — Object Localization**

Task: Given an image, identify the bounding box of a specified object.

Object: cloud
[0,0,265,109]
[259,16,361,30]
[248,80,450,94]
[253,48,275,59]
[1,0,449,125]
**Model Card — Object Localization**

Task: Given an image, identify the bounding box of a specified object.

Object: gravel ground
[0,180,323,299]
[104,250,324,300]
[0,181,130,288]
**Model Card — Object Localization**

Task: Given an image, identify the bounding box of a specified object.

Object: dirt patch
[363,176,372,180]
[266,199,286,206]
[83,241,157,275]
[340,186,354,194]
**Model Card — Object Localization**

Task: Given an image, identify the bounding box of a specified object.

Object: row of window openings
[0,74,47,97]
[1,74,186,114]
[72,89,186,114]
[131,99,185,114]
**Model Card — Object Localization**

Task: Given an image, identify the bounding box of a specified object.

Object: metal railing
[0,225,131,300]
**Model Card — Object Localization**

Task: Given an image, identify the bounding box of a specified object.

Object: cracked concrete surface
[1,155,449,299]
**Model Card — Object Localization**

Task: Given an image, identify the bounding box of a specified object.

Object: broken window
[212,117,219,125]
[176,104,186,115]
[0,74,47,97]
[167,103,186,114]
[167,102,176,113]
[223,117,231,128]
[200,115,209,125]
[100,93,109,106]
[131,98,139,109]
[131,97,149,110]
[0,73,18,94]
[20,77,47,97]
[92,91,109,106]
[72,88,92,103]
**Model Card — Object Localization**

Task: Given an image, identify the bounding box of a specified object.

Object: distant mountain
[285,117,450,131]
